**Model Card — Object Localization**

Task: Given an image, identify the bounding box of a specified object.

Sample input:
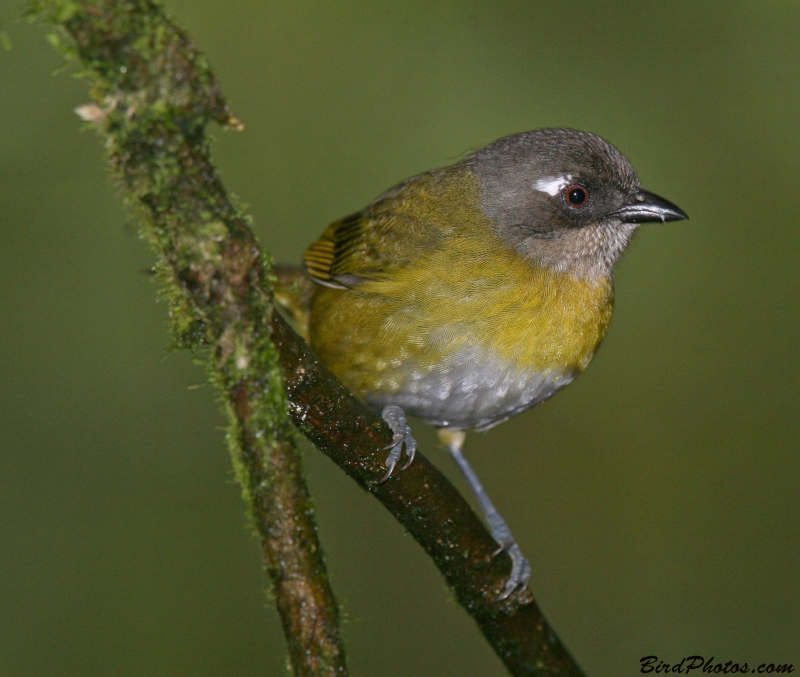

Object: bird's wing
[303,171,452,290]
[303,211,372,289]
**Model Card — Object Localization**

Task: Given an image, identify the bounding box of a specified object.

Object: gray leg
[439,429,531,601]
[379,405,418,483]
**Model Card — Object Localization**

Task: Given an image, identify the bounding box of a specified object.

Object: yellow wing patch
[303,211,369,289]
[303,168,472,290]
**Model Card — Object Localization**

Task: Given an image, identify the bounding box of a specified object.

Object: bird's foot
[492,539,532,602]
[378,405,418,484]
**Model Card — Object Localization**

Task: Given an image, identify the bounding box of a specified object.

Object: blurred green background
[1,1,798,675]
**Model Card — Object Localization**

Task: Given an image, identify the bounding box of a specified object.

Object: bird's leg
[378,405,418,483]
[438,428,531,601]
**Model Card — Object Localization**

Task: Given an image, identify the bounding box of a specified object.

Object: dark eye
[565,184,589,208]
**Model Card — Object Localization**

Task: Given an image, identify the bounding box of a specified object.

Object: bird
[276,128,688,600]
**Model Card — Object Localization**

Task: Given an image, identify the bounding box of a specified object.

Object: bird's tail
[272,264,314,341]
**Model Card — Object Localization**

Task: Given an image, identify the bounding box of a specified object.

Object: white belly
[366,346,575,431]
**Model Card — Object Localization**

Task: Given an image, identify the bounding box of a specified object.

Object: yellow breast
[309,227,614,402]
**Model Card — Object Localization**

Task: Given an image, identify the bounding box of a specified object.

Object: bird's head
[468,128,687,279]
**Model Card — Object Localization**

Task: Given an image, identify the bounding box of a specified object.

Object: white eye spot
[533,175,572,196]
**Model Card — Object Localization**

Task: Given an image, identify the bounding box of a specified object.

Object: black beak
[609,189,688,224]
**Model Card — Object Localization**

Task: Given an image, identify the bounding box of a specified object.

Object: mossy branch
[29,1,346,676]
[30,1,586,675]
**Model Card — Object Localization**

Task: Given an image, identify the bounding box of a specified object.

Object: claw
[382,433,404,452]
[377,457,398,485]
[494,542,532,602]
[400,438,417,470]
[377,405,418,483]
[491,543,506,558]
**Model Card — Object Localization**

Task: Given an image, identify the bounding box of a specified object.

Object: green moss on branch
[29,2,347,676]
[31,1,588,675]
